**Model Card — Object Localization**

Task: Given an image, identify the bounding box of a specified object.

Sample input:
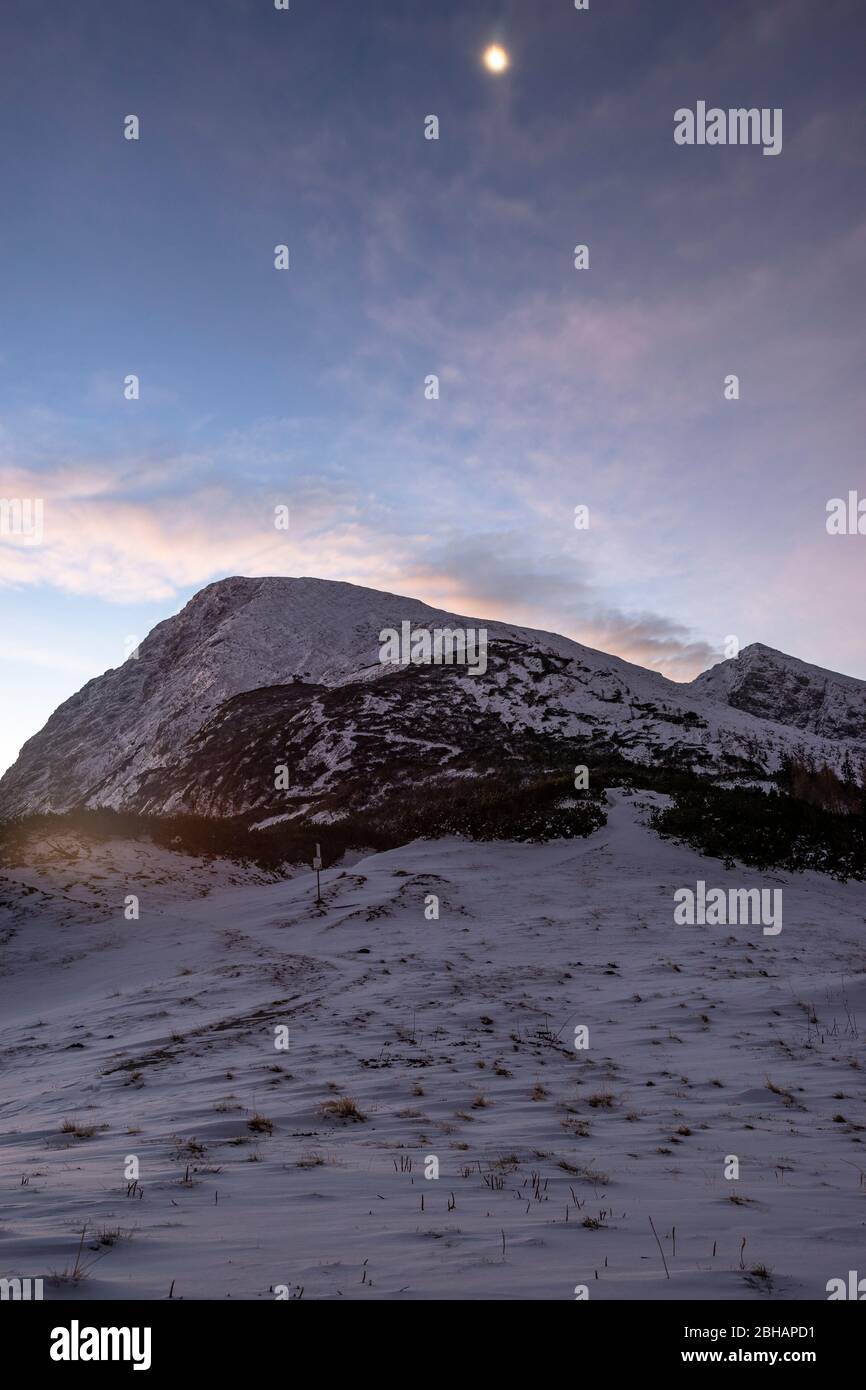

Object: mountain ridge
[0,576,863,821]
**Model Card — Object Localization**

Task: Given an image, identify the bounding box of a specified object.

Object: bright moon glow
[483,45,509,74]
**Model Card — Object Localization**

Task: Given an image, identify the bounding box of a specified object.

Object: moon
[483,44,510,74]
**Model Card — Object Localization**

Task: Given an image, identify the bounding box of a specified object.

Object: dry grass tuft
[320,1096,366,1123]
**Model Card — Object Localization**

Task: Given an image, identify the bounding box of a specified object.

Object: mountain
[0,576,863,822]
[690,642,866,742]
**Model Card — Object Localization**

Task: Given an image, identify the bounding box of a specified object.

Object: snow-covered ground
[1,792,864,1301]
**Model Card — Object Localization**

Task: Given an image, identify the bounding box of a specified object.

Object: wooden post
[313,842,323,905]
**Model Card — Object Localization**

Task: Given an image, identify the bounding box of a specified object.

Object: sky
[0,0,864,777]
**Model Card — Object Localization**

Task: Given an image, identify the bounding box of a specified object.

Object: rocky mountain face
[690,642,866,742]
[0,576,863,823]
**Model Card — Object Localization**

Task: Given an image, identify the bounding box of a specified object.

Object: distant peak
[736,642,787,661]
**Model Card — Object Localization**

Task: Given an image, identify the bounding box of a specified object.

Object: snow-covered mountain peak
[0,576,863,820]
[689,641,866,741]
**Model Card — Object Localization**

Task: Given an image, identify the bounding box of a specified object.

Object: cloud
[0,447,720,680]
[3,190,865,679]
[0,462,384,603]
[404,532,718,679]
